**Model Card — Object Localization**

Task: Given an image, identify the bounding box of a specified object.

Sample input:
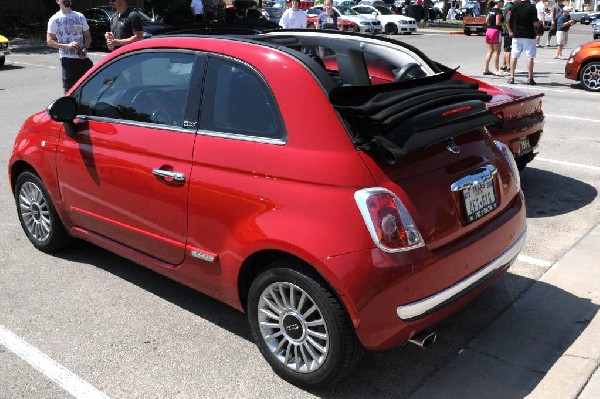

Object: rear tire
[0,56,5,67]
[247,263,363,388]
[14,171,70,253]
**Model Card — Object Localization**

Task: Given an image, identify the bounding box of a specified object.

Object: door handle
[152,169,186,182]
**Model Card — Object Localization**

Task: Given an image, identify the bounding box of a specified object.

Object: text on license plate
[462,179,497,223]
[519,136,532,156]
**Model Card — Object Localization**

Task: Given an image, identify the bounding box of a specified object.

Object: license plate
[519,136,532,156]
[470,27,477,31]
[462,179,497,223]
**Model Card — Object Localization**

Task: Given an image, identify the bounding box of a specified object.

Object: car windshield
[337,6,359,15]
[465,1,477,8]
[376,6,393,14]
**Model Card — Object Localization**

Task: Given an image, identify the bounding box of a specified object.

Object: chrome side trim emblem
[191,250,217,263]
[445,138,460,154]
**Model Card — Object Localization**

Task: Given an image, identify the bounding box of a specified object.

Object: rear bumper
[319,191,526,350]
[397,228,526,321]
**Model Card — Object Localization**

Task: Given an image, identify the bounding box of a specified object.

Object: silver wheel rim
[258,282,329,373]
[19,181,51,243]
[582,64,600,91]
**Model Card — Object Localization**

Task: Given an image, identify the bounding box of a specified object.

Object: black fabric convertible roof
[330,71,500,164]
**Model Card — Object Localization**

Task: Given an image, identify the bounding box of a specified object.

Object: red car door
[56,51,203,265]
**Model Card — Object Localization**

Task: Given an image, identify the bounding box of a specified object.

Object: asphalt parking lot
[0,24,599,398]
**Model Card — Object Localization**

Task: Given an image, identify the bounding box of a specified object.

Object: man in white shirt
[279,0,307,29]
[535,0,545,47]
[190,0,204,23]
[47,0,93,92]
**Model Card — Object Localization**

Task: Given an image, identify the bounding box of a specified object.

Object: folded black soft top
[330,71,500,164]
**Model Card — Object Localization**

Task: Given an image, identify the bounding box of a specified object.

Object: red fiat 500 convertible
[8,31,526,388]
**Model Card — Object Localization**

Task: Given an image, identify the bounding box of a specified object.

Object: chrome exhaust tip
[408,330,437,348]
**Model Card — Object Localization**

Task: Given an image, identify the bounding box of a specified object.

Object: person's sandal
[483,71,493,75]
[507,77,515,84]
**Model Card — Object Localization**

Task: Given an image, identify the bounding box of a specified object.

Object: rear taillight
[354,188,424,253]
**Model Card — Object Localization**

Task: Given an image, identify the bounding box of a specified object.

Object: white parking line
[0,324,109,399]
[535,157,600,172]
[544,114,600,123]
[517,254,553,268]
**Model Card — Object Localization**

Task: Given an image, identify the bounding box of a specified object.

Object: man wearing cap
[280,0,307,29]
[506,0,541,85]
[554,7,575,59]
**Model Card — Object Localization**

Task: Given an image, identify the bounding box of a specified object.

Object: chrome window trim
[197,129,286,146]
[76,115,197,134]
[396,228,527,321]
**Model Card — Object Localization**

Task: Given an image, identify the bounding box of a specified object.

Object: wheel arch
[10,160,37,193]
[237,250,358,327]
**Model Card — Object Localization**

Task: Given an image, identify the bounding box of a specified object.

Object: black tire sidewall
[247,266,350,388]
[14,171,68,253]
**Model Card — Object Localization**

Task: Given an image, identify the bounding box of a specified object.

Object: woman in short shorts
[483,0,505,76]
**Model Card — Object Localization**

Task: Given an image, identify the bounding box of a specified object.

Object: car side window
[199,57,285,140]
[74,51,197,129]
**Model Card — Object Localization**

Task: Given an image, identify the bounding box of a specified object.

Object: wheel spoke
[269,286,285,310]
[259,307,279,320]
[263,295,283,315]
[306,328,327,341]
[264,330,283,342]
[284,342,293,364]
[302,304,318,319]
[307,336,327,354]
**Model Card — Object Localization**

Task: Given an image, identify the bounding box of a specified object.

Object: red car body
[9,31,526,387]
[565,40,600,92]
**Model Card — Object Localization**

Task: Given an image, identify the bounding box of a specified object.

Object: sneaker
[500,66,508,71]
[527,78,536,85]
[507,77,515,84]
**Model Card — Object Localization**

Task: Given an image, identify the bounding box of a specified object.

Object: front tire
[15,171,70,253]
[580,62,600,92]
[385,22,398,34]
[247,263,363,388]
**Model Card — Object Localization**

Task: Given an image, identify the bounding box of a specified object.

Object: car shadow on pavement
[54,238,597,397]
[521,167,598,218]
[56,241,255,343]
[0,63,25,71]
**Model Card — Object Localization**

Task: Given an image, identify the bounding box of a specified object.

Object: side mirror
[46,96,78,122]
[372,11,378,16]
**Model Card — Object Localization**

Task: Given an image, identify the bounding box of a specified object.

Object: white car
[352,5,417,34]
[313,5,383,33]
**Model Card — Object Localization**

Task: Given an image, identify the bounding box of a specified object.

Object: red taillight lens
[355,188,424,253]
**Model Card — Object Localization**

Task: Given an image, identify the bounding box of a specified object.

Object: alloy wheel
[18,181,52,243]
[581,62,600,92]
[257,282,329,373]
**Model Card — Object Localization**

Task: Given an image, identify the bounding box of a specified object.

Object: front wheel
[580,62,600,92]
[385,22,398,34]
[15,171,70,253]
[247,264,363,388]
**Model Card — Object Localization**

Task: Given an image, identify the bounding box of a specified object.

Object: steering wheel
[131,89,169,124]
[394,62,425,82]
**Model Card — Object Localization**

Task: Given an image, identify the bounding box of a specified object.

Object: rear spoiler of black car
[330,70,501,164]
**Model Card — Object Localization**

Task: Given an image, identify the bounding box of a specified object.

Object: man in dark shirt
[104,0,144,50]
[506,0,541,85]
